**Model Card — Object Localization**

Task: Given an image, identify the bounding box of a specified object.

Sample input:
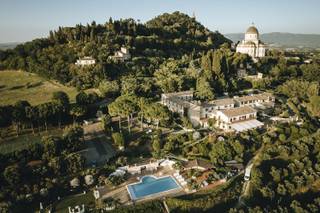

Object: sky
[0,0,319,43]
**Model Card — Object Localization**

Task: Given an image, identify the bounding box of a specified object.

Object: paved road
[236,143,265,208]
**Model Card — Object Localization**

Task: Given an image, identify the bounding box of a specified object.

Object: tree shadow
[9,85,25,90]
[25,81,43,88]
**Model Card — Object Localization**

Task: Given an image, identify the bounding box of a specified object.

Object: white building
[111,47,131,62]
[200,98,235,120]
[161,91,274,132]
[118,160,162,175]
[210,98,235,110]
[214,106,263,132]
[75,57,96,66]
[236,25,267,59]
[234,93,275,108]
[161,91,194,115]
[161,91,202,125]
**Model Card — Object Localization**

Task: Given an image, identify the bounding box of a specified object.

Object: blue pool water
[127,176,180,200]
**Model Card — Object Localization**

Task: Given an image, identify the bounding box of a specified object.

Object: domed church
[236,25,267,59]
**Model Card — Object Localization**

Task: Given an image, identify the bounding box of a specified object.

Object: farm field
[0,70,78,105]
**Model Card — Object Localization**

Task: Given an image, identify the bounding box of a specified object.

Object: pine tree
[196,76,214,100]
[212,50,222,76]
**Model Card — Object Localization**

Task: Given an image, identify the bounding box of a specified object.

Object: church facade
[236,26,267,59]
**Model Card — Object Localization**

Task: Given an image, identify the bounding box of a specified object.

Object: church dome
[246,26,259,34]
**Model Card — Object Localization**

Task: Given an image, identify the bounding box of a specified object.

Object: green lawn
[0,70,79,105]
[54,193,95,213]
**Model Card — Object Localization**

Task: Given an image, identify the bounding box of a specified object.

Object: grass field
[0,70,78,105]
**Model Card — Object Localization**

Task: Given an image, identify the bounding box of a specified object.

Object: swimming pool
[127,175,181,200]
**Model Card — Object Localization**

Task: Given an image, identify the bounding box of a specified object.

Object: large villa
[161,90,274,132]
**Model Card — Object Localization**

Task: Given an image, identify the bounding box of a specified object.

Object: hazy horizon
[1,0,320,43]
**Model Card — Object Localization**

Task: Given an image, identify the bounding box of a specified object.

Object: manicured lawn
[54,193,95,213]
[0,70,78,105]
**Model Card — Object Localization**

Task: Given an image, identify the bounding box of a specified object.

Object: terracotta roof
[235,95,258,102]
[235,93,273,103]
[183,159,213,170]
[220,106,256,118]
[210,98,235,106]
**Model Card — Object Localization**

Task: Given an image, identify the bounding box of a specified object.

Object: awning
[230,119,264,132]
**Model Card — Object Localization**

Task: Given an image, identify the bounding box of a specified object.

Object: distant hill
[0,11,230,86]
[0,42,21,50]
[225,32,320,48]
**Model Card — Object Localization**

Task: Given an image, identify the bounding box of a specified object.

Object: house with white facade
[210,98,235,110]
[199,98,235,120]
[213,106,263,132]
[161,91,202,125]
[75,57,96,66]
[234,93,275,108]
[111,47,131,62]
[161,91,194,115]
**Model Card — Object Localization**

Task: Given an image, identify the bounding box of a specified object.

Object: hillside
[0,70,78,105]
[0,12,230,89]
[225,32,320,48]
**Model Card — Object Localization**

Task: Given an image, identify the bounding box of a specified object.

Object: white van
[244,164,253,181]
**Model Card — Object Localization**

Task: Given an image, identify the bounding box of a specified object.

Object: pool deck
[100,166,187,205]
[126,175,182,201]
